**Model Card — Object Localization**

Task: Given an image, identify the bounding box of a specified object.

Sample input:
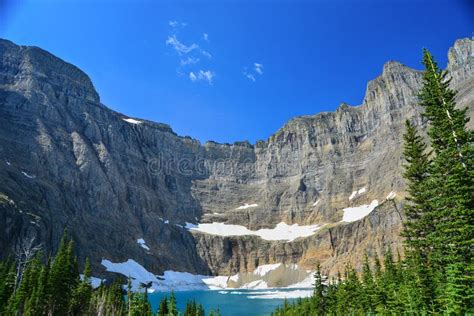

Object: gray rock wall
[0,38,472,276]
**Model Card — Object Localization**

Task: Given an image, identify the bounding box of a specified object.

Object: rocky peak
[448,37,473,86]
[0,38,100,103]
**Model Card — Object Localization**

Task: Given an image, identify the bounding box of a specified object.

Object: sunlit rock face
[0,38,472,277]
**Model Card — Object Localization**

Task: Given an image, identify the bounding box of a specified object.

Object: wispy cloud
[169,20,187,29]
[243,62,264,82]
[189,70,214,85]
[245,73,256,82]
[201,50,212,59]
[167,21,215,84]
[166,35,199,54]
[180,57,200,66]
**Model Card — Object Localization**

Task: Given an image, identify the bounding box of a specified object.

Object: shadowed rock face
[0,38,472,276]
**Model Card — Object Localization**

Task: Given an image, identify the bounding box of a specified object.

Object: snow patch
[122,118,143,125]
[187,222,320,242]
[101,259,159,291]
[241,280,268,289]
[386,191,396,200]
[236,203,258,210]
[137,238,150,251]
[102,259,313,293]
[253,263,281,276]
[342,200,379,222]
[288,274,314,288]
[21,171,35,179]
[349,187,366,200]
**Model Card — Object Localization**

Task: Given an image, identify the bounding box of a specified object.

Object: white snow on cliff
[137,238,150,251]
[186,222,320,242]
[101,259,159,291]
[342,200,379,222]
[253,263,281,276]
[386,191,396,200]
[21,171,35,179]
[122,118,143,124]
[348,187,366,200]
[236,203,258,210]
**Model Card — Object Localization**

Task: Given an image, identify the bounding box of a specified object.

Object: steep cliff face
[0,38,472,277]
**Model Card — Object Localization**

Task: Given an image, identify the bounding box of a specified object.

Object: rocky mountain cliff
[0,38,472,277]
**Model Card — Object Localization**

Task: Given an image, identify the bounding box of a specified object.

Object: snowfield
[122,118,143,124]
[342,200,379,222]
[236,203,258,210]
[253,263,281,276]
[348,187,366,200]
[185,222,320,242]
[137,238,150,251]
[101,259,313,295]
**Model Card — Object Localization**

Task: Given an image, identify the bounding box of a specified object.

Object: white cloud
[245,73,256,82]
[202,33,209,42]
[189,70,214,85]
[169,20,187,29]
[201,50,212,59]
[166,35,198,54]
[243,62,263,82]
[180,57,200,66]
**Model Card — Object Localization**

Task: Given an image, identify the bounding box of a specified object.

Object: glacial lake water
[148,288,312,316]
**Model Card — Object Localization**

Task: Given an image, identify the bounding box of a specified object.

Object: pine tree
[70,257,93,315]
[158,297,169,316]
[401,120,433,257]
[361,255,376,313]
[196,303,205,316]
[48,232,79,315]
[0,259,16,313]
[312,263,326,315]
[418,49,473,312]
[168,291,177,316]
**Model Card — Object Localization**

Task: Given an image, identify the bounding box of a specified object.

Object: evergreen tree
[312,263,326,315]
[70,257,93,315]
[418,48,473,312]
[168,291,177,316]
[158,297,169,316]
[401,119,432,257]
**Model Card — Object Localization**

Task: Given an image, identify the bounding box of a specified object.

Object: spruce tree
[418,49,473,312]
[312,263,326,315]
[158,297,169,316]
[168,291,178,316]
[70,257,93,315]
[401,120,432,257]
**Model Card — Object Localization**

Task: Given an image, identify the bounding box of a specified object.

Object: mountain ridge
[0,37,472,277]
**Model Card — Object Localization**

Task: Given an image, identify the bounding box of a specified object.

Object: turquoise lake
[148,288,311,316]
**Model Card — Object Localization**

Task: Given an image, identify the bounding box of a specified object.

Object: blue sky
[0,0,472,143]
